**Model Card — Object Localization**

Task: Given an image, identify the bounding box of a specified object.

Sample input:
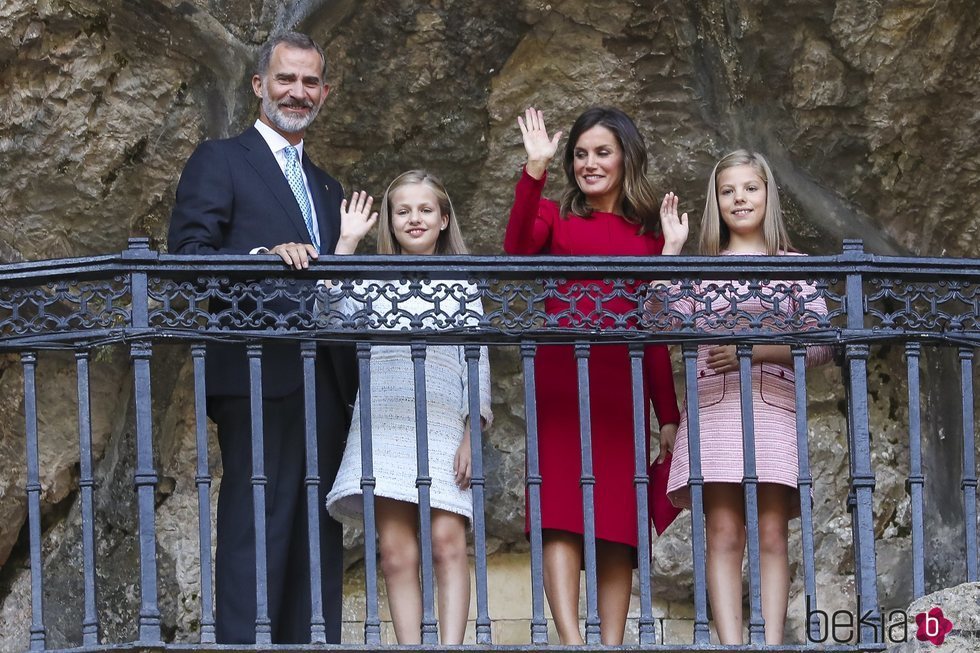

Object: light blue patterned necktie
[283,145,319,252]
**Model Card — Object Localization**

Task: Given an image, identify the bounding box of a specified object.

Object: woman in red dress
[504,107,680,644]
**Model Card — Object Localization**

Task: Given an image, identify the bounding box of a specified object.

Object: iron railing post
[575,342,601,644]
[737,342,766,645]
[465,344,492,645]
[629,343,656,646]
[842,239,880,643]
[905,342,926,599]
[75,349,100,646]
[301,341,327,644]
[246,343,272,644]
[22,352,45,651]
[682,344,711,645]
[411,341,438,645]
[792,346,820,642]
[520,341,549,645]
[124,238,162,644]
[356,342,382,645]
[190,344,216,643]
[958,347,978,581]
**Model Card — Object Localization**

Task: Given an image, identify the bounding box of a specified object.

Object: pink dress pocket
[759,363,796,412]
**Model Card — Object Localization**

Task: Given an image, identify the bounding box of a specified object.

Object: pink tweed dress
[661,252,833,516]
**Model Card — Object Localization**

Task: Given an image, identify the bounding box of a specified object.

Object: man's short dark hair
[256,31,326,79]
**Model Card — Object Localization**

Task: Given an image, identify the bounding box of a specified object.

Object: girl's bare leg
[431,509,470,644]
[704,483,746,644]
[376,497,422,644]
[758,484,793,645]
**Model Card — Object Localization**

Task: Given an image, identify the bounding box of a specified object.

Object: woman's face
[572,125,624,211]
[389,183,448,255]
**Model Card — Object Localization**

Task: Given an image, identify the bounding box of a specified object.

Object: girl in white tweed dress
[323,170,491,645]
[656,151,832,646]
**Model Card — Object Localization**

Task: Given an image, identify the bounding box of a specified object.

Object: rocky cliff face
[1,0,978,648]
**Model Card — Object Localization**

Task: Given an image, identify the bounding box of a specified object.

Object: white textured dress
[324,280,493,524]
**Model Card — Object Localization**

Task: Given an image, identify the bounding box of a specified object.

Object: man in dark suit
[168,31,373,644]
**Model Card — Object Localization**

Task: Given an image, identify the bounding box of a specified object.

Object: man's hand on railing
[269,242,319,270]
[659,191,689,255]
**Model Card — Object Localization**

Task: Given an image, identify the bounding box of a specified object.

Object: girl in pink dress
[655,150,832,644]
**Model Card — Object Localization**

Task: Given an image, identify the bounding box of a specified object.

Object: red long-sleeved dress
[504,169,680,551]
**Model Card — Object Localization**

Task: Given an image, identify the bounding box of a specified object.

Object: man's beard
[262,89,319,133]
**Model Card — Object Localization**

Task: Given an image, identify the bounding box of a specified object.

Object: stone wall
[1,0,979,649]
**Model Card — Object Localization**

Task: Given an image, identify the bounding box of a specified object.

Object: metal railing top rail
[3,239,980,351]
[0,330,848,352]
[1,238,980,281]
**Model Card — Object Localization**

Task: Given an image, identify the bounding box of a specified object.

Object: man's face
[252,44,329,138]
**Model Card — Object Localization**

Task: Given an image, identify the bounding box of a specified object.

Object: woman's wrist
[525,159,549,180]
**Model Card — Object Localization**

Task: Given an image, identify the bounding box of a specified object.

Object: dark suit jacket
[168,126,357,406]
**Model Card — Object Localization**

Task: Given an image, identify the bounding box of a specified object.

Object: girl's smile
[717,164,767,249]
[389,184,449,255]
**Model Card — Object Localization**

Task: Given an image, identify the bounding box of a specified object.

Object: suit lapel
[238,127,313,246]
[305,156,339,253]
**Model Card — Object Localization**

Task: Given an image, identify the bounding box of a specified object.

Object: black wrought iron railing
[0,238,977,651]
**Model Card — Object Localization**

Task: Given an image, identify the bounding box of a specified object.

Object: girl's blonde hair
[698,149,793,255]
[377,170,469,255]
